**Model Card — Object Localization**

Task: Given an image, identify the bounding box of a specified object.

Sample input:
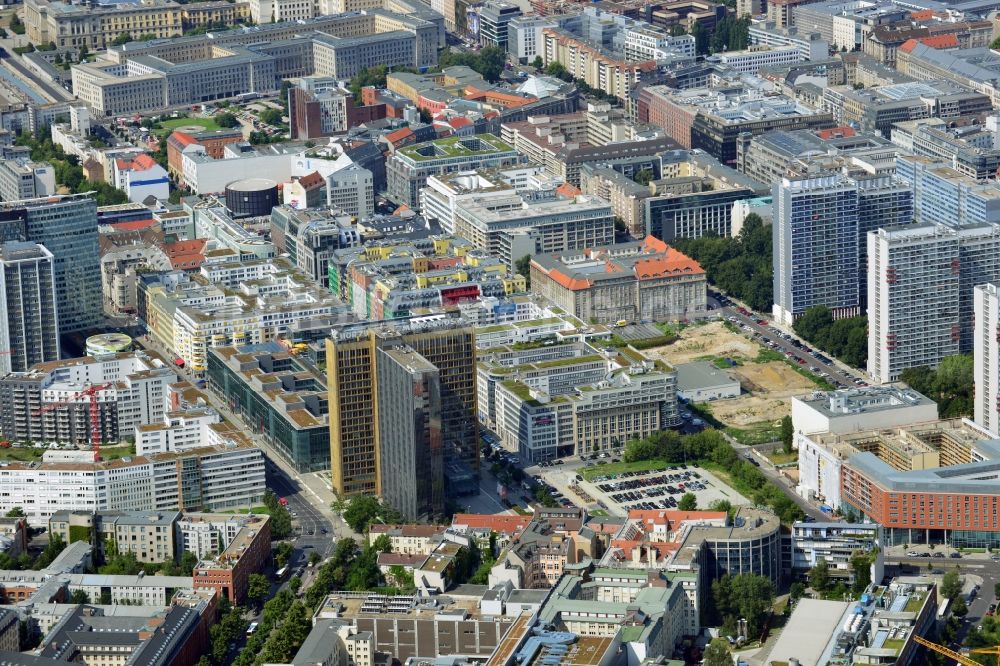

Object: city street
[708,289,865,388]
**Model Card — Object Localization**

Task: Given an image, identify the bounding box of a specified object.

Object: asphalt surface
[707,288,865,389]
[0,44,74,103]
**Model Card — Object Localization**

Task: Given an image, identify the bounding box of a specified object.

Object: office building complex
[637,83,835,166]
[508,15,557,62]
[790,522,884,586]
[71,10,441,116]
[193,513,270,603]
[479,1,521,50]
[0,242,58,374]
[0,195,102,334]
[325,317,478,514]
[453,191,615,267]
[791,386,939,437]
[892,117,1000,181]
[338,236,525,320]
[479,342,679,462]
[530,236,706,325]
[207,343,330,473]
[386,134,522,208]
[0,443,265,525]
[0,159,55,203]
[25,0,183,50]
[799,417,1000,548]
[896,155,1000,227]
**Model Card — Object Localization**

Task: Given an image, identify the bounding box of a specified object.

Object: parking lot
[535,461,750,517]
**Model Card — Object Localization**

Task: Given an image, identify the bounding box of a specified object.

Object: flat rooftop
[764,598,852,666]
[795,386,936,419]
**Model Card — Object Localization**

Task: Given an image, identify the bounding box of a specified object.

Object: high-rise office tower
[325,317,478,515]
[856,176,914,309]
[0,195,102,334]
[376,345,444,519]
[0,242,59,374]
[773,175,860,325]
[974,283,1000,437]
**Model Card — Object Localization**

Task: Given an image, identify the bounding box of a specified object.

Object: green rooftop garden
[399,134,514,161]
[905,593,925,613]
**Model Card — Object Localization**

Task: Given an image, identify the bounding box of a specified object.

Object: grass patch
[713,357,738,369]
[765,450,798,466]
[579,458,673,481]
[155,116,224,136]
[589,509,609,517]
[100,443,136,460]
[883,639,905,654]
[511,505,530,516]
[0,447,45,462]
[725,424,782,446]
[249,506,270,515]
[755,348,785,363]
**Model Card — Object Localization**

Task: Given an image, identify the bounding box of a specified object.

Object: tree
[678,492,698,511]
[780,415,794,455]
[5,507,25,518]
[531,55,543,69]
[900,355,973,418]
[77,45,89,61]
[247,573,270,606]
[262,490,292,539]
[992,36,1000,50]
[308,550,322,566]
[289,575,302,594]
[112,31,133,46]
[691,21,709,55]
[215,112,239,128]
[348,65,388,102]
[941,569,963,601]
[995,581,1000,599]
[809,558,830,592]
[515,255,532,289]
[789,580,806,602]
[712,574,774,638]
[850,550,874,593]
[951,595,968,618]
[69,589,91,604]
[260,108,283,126]
[702,638,733,666]
[342,496,382,532]
[634,168,653,186]
[9,14,24,35]
[438,46,507,82]
[709,499,733,515]
[274,541,294,568]
[544,61,570,80]
[670,24,687,36]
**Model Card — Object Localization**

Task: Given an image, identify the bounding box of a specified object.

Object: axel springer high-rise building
[325,317,478,519]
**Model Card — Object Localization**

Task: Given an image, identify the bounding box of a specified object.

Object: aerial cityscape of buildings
[5,0,1000,663]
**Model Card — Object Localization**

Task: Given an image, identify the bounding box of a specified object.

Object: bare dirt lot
[710,362,815,428]
[645,321,760,365]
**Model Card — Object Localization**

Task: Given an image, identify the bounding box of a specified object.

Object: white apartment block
[796,431,846,507]
[707,46,803,75]
[868,223,1000,384]
[326,163,374,218]
[868,225,959,384]
[136,408,251,456]
[67,574,194,606]
[176,512,259,558]
[622,29,695,61]
[508,16,556,62]
[0,445,265,525]
[975,283,1000,436]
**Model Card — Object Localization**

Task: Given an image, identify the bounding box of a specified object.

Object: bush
[793,306,867,369]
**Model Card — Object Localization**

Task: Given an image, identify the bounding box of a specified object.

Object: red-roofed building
[815,126,856,140]
[917,33,959,49]
[163,239,207,271]
[166,129,243,179]
[530,237,707,324]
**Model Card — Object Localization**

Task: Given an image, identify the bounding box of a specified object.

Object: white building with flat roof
[791,386,939,436]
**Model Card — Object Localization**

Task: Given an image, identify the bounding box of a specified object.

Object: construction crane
[914,635,1000,666]
[33,383,112,461]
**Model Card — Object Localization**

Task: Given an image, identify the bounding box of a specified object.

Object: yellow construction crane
[914,635,1000,666]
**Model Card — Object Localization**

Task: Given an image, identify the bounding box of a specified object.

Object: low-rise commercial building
[791,386,939,436]
[529,236,706,325]
[675,360,740,401]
